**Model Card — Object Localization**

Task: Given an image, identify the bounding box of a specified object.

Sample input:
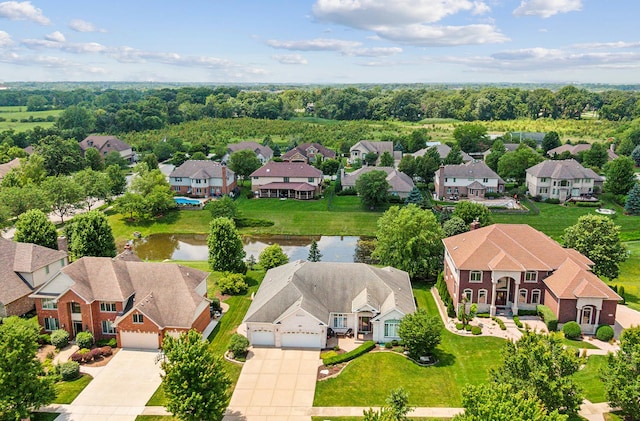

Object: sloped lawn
[53,374,92,404]
[572,355,608,403]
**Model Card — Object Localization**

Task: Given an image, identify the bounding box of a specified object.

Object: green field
[613,241,640,311]
[0,106,61,131]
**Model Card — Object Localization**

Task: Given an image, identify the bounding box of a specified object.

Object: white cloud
[573,41,640,49]
[266,38,360,51]
[272,54,308,65]
[513,0,582,18]
[22,37,108,53]
[0,30,13,47]
[44,31,65,43]
[376,24,508,46]
[69,19,106,33]
[0,1,49,25]
[343,47,402,57]
[0,52,75,67]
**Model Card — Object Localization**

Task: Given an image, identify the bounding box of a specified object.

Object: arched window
[531,289,541,304]
[518,289,527,304]
[463,289,473,302]
[478,289,488,304]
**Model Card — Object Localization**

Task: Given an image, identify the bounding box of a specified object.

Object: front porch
[325,332,373,352]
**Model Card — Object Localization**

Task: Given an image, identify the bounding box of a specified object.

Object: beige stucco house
[525,159,603,202]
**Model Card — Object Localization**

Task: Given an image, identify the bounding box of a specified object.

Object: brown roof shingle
[250,161,322,178]
[169,160,234,179]
[80,135,131,153]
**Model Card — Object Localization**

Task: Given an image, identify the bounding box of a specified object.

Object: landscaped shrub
[100,346,113,356]
[76,348,93,363]
[51,329,70,349]
[513,316,523,328]
[384,342,393,349]
[465,324,472,331]
[58,361,80,381]
[210,297,222,312]
[97,338,117,348]
[75,331,94,349]
[391,339,399,346]
[217,273,248,295]
[69,352,82,363]
[518,309,538,316]
[90,348,103,359]
[227,334,250,359]
[476,313,490,318]
[562,321,582,340]
[596,325,615,342]
[537,305,558,331]
[544,198,561,204]
[234,217,274,228]
[492,317,506,330]
[436,272,456,317]
[336,187,357,196]
[471,326,482,335]
[455,322,464,330]
[576,201,601,207]
[323,341,375,366]
[618,286,626,304]
[38,334,51,345]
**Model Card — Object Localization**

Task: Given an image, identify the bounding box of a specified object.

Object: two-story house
[31,254,211,349]
[413,144,472,163]
[350,141,400,165]
[525,159,603,202]
[434,161,504,200]
[341,167,415,198]
[80,135,134,162]
[169,160,237,198]
[281,143,336,164]
[442,224,620,333]
[0,238,68,317]
[250,161,323,200]
[222,141,273,164]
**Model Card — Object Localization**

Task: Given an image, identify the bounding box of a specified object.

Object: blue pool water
[174,197,201,205]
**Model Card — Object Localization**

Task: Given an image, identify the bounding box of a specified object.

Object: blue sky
[0,0,638,84]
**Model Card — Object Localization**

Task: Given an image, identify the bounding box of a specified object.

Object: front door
[73,321,83,336]
[359,317,372,332]
[496,291,507,306]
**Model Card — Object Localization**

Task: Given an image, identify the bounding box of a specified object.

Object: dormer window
[133,314,144,324]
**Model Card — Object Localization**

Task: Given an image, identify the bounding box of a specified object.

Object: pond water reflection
[131,233,360,262]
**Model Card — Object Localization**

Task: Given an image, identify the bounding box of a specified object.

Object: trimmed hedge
[455,322,464,330]
[513,316,523,328]
[471,326,482,335]
[562,321,582,340]
[436,272,456,318]
[492,317,506,330]
[537,305,558,331]
[596,325,615,342]
[97,338,117,348]
[58,361,80,381]
[323,340,375,366]
[518,309,538,316]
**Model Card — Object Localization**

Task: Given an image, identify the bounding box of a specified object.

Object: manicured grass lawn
[573,355,608,403]
[311,418,450,421]
[314,287,505,407]
[612,241,640,312]
[31,413,60,421]
[562,337,600,350]
[53,374,92,404]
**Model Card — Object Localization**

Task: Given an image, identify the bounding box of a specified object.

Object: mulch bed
[317,362,347,380]
[81,348,119,367]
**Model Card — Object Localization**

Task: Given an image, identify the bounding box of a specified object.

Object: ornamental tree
[259,243,289,270]
[308,239,322,262]
[161,330,231,421]
[541,131,561,154]
[0,317,56,420]
[208,217,246,273]
[14,209,58,249]
[209,196,239,220]
[442,216,469,238]
[379,151,394,167]
[563,214,627,279]
[42,175,83,224]
[453,124,488,153]
[228,149,261,181]
[355,170,390,210]
[604,156,636,195]
[453,201,492,227]
[65,210,117,260]
[398,308,442,358]
[602,326,640,420]
[497,145,544,185]
[404,186,424,206]
[625,183,640,215]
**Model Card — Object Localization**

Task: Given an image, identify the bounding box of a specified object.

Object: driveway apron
[224,347,320,421]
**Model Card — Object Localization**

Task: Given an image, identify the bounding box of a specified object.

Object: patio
[325,333,373,352]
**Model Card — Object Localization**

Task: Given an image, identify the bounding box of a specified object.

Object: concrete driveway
[55,349,163,420]
[224,348,320,421]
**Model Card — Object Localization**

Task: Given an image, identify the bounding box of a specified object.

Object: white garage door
[251,331,275,346]
[120,331,159,350]
[281,332,321,349]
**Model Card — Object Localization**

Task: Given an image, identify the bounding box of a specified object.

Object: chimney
[470,219,481,230]
[221,165,228,194]
[57,236,68,252]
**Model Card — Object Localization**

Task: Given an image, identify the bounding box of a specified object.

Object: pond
[131,233,360,262]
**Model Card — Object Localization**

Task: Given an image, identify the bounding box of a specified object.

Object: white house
[434,161,504,200]
[169,160,237,198]
[525,159,603,202]
[242,261,416,349]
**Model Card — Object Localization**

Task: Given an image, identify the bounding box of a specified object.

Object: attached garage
[119,331,159,350]
[250,330,275,347]
[280,331,322,349]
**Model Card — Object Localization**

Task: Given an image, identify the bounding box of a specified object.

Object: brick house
[434,161,504,200]
[250,161,323,200]
[80,135,134,162]
[31,253,210,349]
[281,143,336,164]
[169,160,237,198]
[442,224,620,334]
[0,238,68,317]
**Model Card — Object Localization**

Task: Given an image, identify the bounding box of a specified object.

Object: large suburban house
[222,141,273,164]
[250,161,323,200]
[169,160,237,198]
[341,167,415,198]
[434,161,504,200]
[525,159,603,202]
[350,141,400,165]
[80,135,134,162]
[547,143,618,161]
[0,157,21,181]
[0,238,68,317]
[413,144,472,163]
[442,224,620,334]
[30,255,211,349]
[281,142,336,164]
[243,261,416,349]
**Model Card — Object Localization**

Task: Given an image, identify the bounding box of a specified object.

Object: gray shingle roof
[351,141,394,155]
[250,161,322,178]
[0,158,20,179]
[169,160,234,179]
[547,144,591,157]
[243,261,415,325]
[228,141,273,158]
[341,167,415,194]
[282,143,336,160]
[80,135,131,152]
[526,159,603,181]
[414,145,472,162]
[441,160,504,182]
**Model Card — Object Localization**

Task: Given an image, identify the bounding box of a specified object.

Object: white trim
[518,289,527,304]
[469,271,483,283]
[524,271,537,283]
[463,288,473,302]
[478,289,488,304]
[531,289,541,304]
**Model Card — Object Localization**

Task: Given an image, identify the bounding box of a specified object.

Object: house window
[100,302,117,313]
[539,188,548,194]
[518,289,527,304]
[284,177,290,183]
[483,178,489,183]
[384,320,401,337]
[560,180,569,187]
[332,313,348,328]
[581,307,593,325]
[463,289,473,302]
[45,265,49,274]
[308,177,314,182]
[552,188,557,195]
[133,314,144,324]
[175,177,182,182]
[447,188,452,194]
[445,178,448,182]
[102,320,116,335]
[531,289,541,304]
[478,289,487,304]
[469,271,482,283]
[174,186,181,191]
[60,258,65,267]
[42,299,57,310]
[524,271,537,283]
[453,178,457,182]
[540,178,548,183]
[44,317,59,331]
[71,302,81,314]
[487,187,494,193]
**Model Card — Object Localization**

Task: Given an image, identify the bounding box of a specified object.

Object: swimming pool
[174,197,202,205]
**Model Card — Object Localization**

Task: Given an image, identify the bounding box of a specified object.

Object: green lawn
[31,413,60,421]
[562,337,600,350]
[311,418,450,421]
[0,106,61,132]
[612,241,640,311]
[314,288,505,407]
[573,355,608,403]
[53,374,92,404]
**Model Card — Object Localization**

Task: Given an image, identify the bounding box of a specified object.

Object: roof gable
[250,161,322,178]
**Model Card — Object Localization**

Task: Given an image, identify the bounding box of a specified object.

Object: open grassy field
[0,105,61,131]
[612,241,640,311]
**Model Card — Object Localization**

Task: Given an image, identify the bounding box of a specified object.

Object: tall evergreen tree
[379,151,395,167]
[625,183,640,215]
[404,186,424,206]
[14,209,58,249]
[443,144,463,165]
[308,240,322,262]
